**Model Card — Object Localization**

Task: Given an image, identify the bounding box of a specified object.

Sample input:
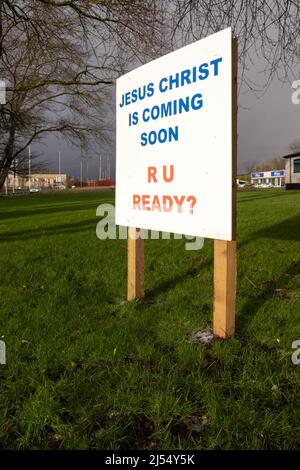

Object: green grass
[0,189,299,450]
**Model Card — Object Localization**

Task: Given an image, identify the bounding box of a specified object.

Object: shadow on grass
[238,191,290,203]
[142,213,300,319]
[251,213,300,242]
[236,214,300,331]
[0,200,111,221]
[237,259,300,333]
[144,258,212,301]
[0,218,98,242]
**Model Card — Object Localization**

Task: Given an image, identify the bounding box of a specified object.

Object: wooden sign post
[213,240,236,337]
[127,227,144,300]
[213,37,237,338]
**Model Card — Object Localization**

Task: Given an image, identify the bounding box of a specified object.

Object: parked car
[30,187,41,193]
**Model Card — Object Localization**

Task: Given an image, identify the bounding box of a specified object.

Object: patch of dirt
[170,414,208,442]
[188,327,214,346]
[46,368,66,382]
[120,414,155,450]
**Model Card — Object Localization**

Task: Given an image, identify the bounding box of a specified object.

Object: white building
[250,170,285,188]
[282,152,300,190]
[5,172,69,190]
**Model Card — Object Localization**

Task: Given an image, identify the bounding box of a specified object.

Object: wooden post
[127,227,144,300]
[213,240,236,337]
[213,37,237,338]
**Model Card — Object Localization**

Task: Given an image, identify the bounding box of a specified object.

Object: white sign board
[116,28,234,240]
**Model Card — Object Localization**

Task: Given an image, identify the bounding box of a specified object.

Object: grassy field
[0,189,299,450]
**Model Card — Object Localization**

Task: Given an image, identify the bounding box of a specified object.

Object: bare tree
[0,1,166,189]
[252,157,283,171]
[173,0,300,92]
[244,160,258,173]
[3,1,297,190]
[268,157,284,170]
[289,139,300,152]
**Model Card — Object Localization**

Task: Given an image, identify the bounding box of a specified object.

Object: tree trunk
[0,161,11,190]
[0,126,16,190]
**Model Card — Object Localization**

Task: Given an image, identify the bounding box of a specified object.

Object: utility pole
[106,155,111,180]
[99,155,102,181]
[13,159,16,194]
[58,151,61,183]
[80,159,83,187]
[28,145,31,191]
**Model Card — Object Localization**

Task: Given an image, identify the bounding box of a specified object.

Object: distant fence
[77,179,115,188]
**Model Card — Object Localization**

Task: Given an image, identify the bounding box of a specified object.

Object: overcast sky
[34,47,300,179]
[238,77,300,172]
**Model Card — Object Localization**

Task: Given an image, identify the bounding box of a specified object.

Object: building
[250,170,285,188]
[281,151,300,190]
[28,173,69,189]
[5,172,24,190]
[5,172,69,190]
